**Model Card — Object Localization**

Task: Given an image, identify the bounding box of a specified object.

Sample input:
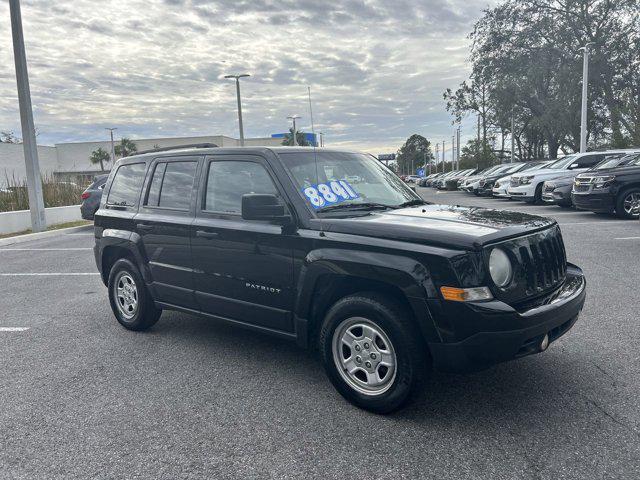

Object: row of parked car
[410,149,640,219]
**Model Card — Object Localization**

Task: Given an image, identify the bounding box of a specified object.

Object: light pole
[224,74,250,146]
[106,127,117,163]
[456,126,461,169]
[287,115,301,146]
[319,132,324,147]
[9,0,46,232]
[435,144,439,173]
[510,112,515,163]
[579,43,594,153]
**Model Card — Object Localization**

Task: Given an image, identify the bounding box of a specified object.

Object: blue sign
[417,168,425,176]
[272,132,318,146]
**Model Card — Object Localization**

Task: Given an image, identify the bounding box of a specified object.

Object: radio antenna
[308,86,324,235]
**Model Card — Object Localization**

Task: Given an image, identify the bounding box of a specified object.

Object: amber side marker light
[440,286,493,302]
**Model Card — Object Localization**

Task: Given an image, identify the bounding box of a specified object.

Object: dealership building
[0,134,285,187]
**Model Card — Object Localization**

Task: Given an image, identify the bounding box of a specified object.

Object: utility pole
[224,74,250,146]
[452,133,456,170]
[579,43,593,153]
[319,132,324,147]
[106,128,117,163]
[477,114,481,162]
[435,144,439,173]
[287,115,301,146]
[10,0,46,232]
[442,140,447,171]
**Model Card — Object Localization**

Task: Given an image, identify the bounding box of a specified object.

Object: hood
[321,204,556,250]
[544,171,578,184]
[512,167,582,179]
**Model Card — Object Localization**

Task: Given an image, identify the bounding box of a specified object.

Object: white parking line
[0,248,92,251]
[0,327,30,332]
[0,273,100,276]
[615,237,640,240]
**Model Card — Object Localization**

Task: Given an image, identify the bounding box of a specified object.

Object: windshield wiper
[317,202,392,213]
[396,199,426,208]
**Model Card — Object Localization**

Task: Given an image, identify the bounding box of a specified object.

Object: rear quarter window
[107,163,147,207]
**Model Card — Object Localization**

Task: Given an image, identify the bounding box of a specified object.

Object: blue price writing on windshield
[302,180,360,209]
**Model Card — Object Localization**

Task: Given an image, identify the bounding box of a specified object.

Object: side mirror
[242,194,289,222]
[569,163,579,169]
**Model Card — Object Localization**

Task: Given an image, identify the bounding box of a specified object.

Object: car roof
[120,146,362,162]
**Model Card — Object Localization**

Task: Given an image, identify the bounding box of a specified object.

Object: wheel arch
[295,249,442,350]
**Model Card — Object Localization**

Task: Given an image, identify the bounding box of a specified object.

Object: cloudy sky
[0,0,494,154]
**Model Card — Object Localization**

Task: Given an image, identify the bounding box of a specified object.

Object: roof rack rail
[131,143,219,156]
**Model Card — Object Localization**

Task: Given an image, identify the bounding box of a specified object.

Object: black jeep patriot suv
[94,146,586,413]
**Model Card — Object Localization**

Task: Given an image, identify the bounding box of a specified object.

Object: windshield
[504,163,525,174]
[594,154,638,170]
[279,151,421,212]
[627,153,640,166]
[546,155,577,169]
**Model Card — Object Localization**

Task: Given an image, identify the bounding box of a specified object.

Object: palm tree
[281,128,310,147]
[89,147,111,171]
[114,138,138,158]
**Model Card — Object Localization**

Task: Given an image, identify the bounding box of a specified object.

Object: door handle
[137,223,154,232]
[196,230,219,239]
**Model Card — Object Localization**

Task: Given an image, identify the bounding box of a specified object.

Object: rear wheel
[615,188,640,219]
[108,258,161,330]
[532,183,544,204]
[319,293,428,414]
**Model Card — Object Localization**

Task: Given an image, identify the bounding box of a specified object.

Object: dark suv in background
[80,174,108,220]
[94,145,586,413]
[572,153,640,219]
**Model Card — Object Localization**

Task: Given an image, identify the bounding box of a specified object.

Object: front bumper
[507,184,535,201]
[428,264,586,373]
[572,190,615,213]
[542,185,573,205]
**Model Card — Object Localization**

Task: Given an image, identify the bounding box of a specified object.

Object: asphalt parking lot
[1,193,639,479]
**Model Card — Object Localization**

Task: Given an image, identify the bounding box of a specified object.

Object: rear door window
[107,163,147,207]
[145,161,197,210]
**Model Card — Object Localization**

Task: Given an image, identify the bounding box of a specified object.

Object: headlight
[489,248,513,288]
[593,175,615,188]
[520,175,535,185]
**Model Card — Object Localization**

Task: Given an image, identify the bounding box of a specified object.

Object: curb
[0,224,94,248]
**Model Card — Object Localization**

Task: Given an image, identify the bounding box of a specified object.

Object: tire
[319,292,429,414]
[532,183,544,204]
[108,258,161,331]
[615,188,640,219]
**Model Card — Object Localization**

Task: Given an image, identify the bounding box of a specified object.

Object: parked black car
[572,153,640,219]
[543,154,637,207]
[443,169,476,190]
[80,174,108,220]
[94,146,586,413]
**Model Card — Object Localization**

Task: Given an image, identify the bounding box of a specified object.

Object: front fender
[295,248,444,344]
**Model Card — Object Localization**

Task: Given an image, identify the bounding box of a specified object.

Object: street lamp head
[224,74,250,79]
[287,115,301,120]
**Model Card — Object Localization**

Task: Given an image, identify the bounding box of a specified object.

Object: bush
[0,173,86,212]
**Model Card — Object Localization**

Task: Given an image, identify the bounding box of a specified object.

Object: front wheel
[108,258,161,331]
[615,188,640,219]
[319,293,428,414]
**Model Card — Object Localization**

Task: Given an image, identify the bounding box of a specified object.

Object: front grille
[574,177,593,193]
[491,226,567,304]
[574,184,591,193]
[478,179,486,187]
[517,230,567,295]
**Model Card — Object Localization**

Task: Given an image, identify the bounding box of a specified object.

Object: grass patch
[0,220,92,239]
[1,173,88,212]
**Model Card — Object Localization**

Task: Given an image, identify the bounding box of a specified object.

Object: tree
[114,138,138,158]
[443,0,640,158]
[396,134,434,175]
[89,147,111,171]
[281,128,310,146]
[0,131,21,143]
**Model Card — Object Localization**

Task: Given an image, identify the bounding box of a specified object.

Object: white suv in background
[507,151,633,203]
[492,161,551,198]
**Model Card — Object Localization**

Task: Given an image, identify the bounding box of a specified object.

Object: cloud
[0,0,495,152]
